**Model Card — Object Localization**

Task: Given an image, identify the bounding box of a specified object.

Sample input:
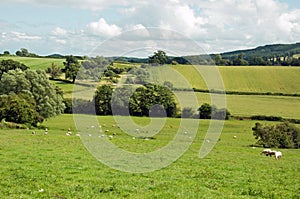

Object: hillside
[220,42,300,59]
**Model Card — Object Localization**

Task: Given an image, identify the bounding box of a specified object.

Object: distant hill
[220,42,300,59]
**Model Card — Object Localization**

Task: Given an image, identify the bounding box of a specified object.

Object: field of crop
[0,56,64,70]
[175,92,300,119]
[152,65,300,94]
[0,115,299,198]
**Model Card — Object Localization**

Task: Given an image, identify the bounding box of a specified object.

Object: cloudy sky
[1,0,300,57]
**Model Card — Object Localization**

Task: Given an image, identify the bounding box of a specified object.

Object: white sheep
[275,151,282,160]
[261,149,272,156]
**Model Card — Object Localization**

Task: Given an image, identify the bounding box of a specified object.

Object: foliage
[127,67,150,84]
[129,83,177,117]
[0,59,28,79]
[46,62,62,79]
[0,93,42,126]
[181,107,196,118]
[63,55,81,83]
[111,86,133,116]
[252,122,300,148]
[80,56,109,81]
[0,69,65,119]
[15,48,39,57]
[94,85,113,115]
[148,50,168,65]
[198,103,230,120]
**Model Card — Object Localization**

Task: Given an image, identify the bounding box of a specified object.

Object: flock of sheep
[32,128,283,160]
[261,149,282,160]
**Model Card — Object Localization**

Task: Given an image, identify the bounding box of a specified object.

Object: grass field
[0,115,299,198]
[0,56,65,70]
[175,92,300,119]
[150,65,300,94]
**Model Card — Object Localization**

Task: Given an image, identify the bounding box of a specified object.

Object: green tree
[232,53,248,66]
[181,107,195,118]
[198,103,230,120]
[252,122,300,149]
[129,83,177,117]
[148,50,168,65]
[214,54,226,65]
[111,86,133,116]
[0,59,28,79]
[94,85,113,115]
[63,55,81,83]
[3,51,10,56]
[0,93,41,126]
[0,69,65,118]
[198,103,212,119]
[46,62,62,79]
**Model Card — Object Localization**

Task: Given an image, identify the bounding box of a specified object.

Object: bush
[198,103,231,120]
[252,122,300,148]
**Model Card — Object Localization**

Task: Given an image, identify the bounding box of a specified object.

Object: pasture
[0,56,65,70]
[149,65,300,94]
[0,115,299,198]
[175,92,300,119]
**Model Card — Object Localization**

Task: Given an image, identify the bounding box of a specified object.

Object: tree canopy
[148,50,168,65]
[0,59,28,79]
[0,69,65,119]
[63,55,81,83]
[252,122,300,149]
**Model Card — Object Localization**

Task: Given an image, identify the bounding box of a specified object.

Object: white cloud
[11,31,41,41]
[52,27,67,36]
[87,18,122,37]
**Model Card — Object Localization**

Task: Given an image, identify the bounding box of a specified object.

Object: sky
[1,0,300,57]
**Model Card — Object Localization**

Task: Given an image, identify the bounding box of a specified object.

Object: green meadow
[0,115,300,198]
[0,56,65,70]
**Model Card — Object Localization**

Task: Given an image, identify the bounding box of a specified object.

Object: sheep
[261,149,272,156]
[66,128,72,136]
[261,149,282,159]
[233,135,237,139]
[44,128,48,135]
[275,151,282,160]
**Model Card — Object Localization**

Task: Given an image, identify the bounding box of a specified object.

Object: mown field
[0,115,300,198]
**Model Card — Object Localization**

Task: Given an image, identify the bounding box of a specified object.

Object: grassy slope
[165,65,300,94]
[0,115,299,198]
[0,56,65,70]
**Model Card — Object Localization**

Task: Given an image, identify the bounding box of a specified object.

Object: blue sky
[1,0,300,57]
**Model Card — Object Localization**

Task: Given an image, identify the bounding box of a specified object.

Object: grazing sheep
[44,128,48,135]
[233,135,237,139]
[67,128,72,135]
[275,151,282,160]
[31,131,36,135]
[261,149,272,156]
[108,135,113,139]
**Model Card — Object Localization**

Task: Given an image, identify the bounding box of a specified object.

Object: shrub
[198,103,231,120]
[252,122,300,148]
